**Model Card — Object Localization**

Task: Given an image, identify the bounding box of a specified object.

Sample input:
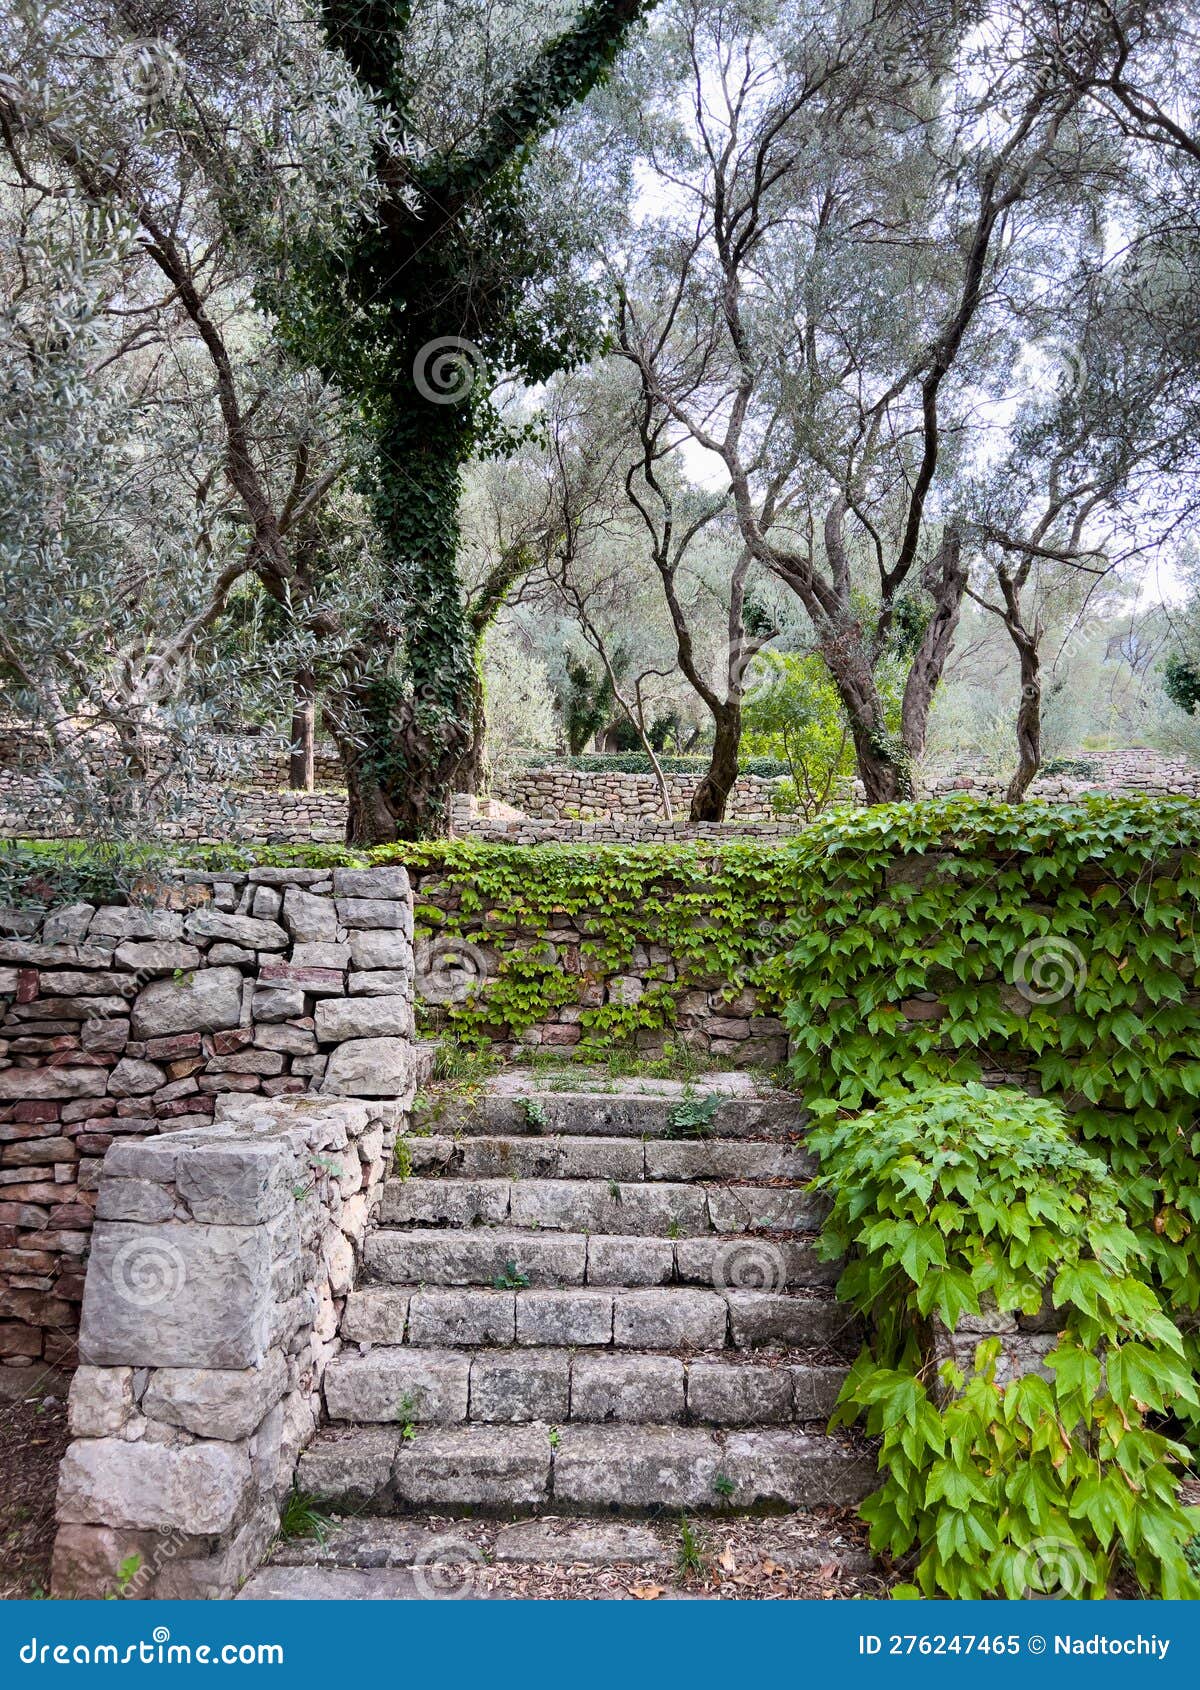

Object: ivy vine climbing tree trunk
[299,0,659,842]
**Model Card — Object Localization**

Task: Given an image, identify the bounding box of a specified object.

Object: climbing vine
[808,1084,1199,1599]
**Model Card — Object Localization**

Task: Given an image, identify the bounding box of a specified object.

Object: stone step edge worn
[359,1232,840,1293]
[296,1423,877,1517]
[322,1345,849,1426]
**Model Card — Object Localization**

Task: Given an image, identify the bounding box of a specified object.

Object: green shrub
[809,1083,1199,1599]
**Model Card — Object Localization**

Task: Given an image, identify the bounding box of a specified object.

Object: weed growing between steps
[809,1085,1200,1600]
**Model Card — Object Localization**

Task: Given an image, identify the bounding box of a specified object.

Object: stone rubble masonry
[3,725,1198,845]
[52,1091,406,1598]
[0,867,415,1372]
[408,864,787,1069]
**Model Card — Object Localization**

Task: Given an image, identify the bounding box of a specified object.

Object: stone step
[403,1133,815,1184]
[253,1512,877,1593]
[379,1176,822,1235]
[414,1088,802,1142]
[297,1423,876,1516]
[363,1227,838,1290]
[341,1285,858,1352]
[323,1346,848,1426]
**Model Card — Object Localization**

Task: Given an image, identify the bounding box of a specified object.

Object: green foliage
[400,837,795,1052]
[768,794,1200,1445]
[522,1098,549,1131]
[1163,651,1200,716]
[667,1094,720,1138]
[676,1515,707,1579]
[277,1489,330,1544]
[809,1085,1199,1599]
[492,1260,532,1290]
[741,652,854,818]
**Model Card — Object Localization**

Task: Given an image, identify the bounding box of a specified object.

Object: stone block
[324,1350,469,1424]
[175,1138,294,1224]
[380,1178,509,1227]
[56,1437,251,1534]
[315,996,414,1043]
[79,1219,273,1368]
[184,911,289,950]
[95,1179,176,1223]
[612,1289,727,1349]
[336,899,408,931]
[130,969,243,1040]
[340,1289,409,1345]
[407,1289,515,1347]
[687,1360,793,1425]
[552,1426,721,1509]
[469,1350,569,1423]
[107,1058,167,1098]
[322,1038,412,1099]
[143,1350,288,1441]
[0,1068,107,1100]
[515,1290,613,1347]
[66,1367,134,1438]
[348,971,414,997]
[333,867,411,901]
[295,1426,399,1511]
[390,1427,549,1509]
[585,1235,674,1286]
[89,909,183,941]
[251,986,306,1023]
[113,942,201,973]
[570,1354,684,1422]
[348,932,411,972]
[281,888,338,943]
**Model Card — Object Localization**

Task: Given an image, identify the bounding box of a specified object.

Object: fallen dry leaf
[629,1583,666,1600]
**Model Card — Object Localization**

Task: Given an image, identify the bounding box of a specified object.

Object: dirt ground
[0,1381,71,1600]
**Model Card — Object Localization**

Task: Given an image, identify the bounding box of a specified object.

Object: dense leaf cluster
[809,1084,1198,1599]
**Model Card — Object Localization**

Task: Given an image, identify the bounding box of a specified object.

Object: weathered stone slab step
[380,1176,823,1235]
[259,1511,877,1588]
[362,1228,839,1290]
[403,1134,815,1184]
[341,1285,857,1351]
[414,1089,802,1142]
[297,1424,875,1516]
[323,1346,848,1426]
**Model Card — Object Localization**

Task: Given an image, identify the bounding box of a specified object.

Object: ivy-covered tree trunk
[340,422,477,843]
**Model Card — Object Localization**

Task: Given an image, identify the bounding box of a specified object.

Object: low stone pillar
[51,1093,403,1598]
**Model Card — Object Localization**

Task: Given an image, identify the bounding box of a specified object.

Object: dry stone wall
[0,867,415,1374]
[409,864,787,1069]
[53,1091,405,1598]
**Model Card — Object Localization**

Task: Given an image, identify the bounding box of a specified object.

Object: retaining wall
[0,867,415,1374]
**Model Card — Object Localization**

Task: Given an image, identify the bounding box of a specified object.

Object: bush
[809,1083,1199,1599]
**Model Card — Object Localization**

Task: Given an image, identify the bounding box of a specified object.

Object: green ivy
[808,1085,1199,1599]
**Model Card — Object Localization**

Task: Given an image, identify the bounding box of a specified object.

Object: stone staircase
[244,1073,878,1597]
